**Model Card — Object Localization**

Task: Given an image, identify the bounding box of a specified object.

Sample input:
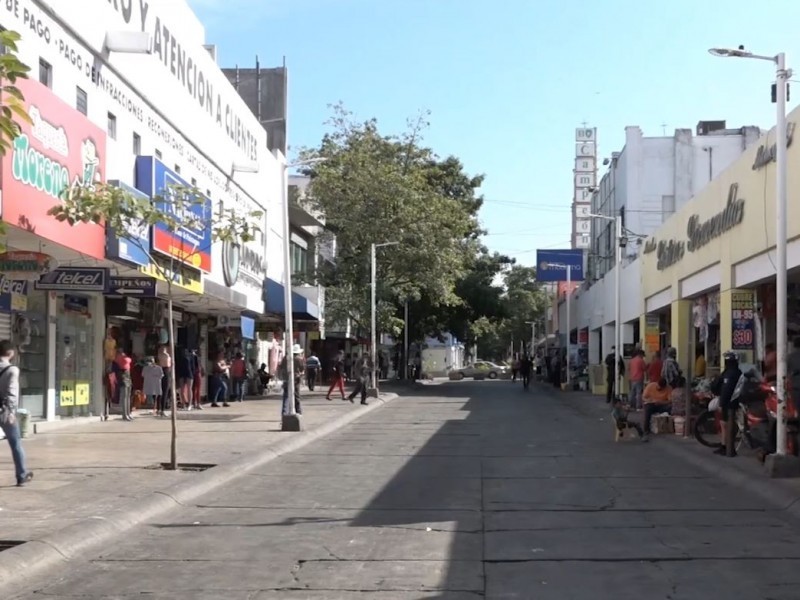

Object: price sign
[75,381,90,406]
[59,381,75,407]
[731,291,755,351]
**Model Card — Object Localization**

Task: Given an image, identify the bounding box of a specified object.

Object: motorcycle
[694,368,799,457]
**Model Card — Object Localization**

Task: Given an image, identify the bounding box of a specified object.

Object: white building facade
[0,0,295,424]
[590,122,762,280]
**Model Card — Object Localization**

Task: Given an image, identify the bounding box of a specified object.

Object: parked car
[455,361,508,380]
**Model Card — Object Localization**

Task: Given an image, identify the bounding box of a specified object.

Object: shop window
[76,86,88,115]
[107,112,117,140]
[56,294,95,418]
[38,58,52,88]
[15,290,48,419]
[133,132,141,155]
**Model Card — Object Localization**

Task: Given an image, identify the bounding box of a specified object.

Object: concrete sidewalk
[0,386,399,592]
[549,383,800,522]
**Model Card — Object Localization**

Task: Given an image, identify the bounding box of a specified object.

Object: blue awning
[240,316,255,340]
[263,278,320,320]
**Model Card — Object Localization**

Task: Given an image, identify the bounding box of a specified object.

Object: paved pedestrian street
[8,380,800,599]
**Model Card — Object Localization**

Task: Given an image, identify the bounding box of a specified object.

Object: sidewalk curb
[0,392,400,596]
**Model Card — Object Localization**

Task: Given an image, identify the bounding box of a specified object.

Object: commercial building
[560,110,798,385]
[0,0,295,425]
[589,122,762,281]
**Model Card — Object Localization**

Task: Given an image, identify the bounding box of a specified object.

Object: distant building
[589,121,762,280]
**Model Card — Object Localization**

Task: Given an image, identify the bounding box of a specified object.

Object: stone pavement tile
[0,392,376,543]
[253,454,482,479]
[482,455,705,478]
[253,593,482,600]
[96,518,482,562]
[486,558,800,600]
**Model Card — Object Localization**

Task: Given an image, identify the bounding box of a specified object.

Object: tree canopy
[301,106,484,335]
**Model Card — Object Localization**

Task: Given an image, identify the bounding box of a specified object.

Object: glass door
[56,295,95,417]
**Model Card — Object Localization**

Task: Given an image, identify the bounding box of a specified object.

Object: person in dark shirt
[605,346,625,403]
[712,350,743,457]
[519,354,532,390]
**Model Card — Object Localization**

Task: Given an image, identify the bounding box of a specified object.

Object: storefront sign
[35,267,109,292]
[135,157,213,272]
[654,183,746,270]
[0,276,28,312]
[106,181,151,267]
[139,258,204,295]
[0,251,56,280]
[221,240,240,287]
[1,78,107,259]
[752,122,795,170]
[536,249,585,282]
[645,315,660,354]
[731,290,756,350]
[107,277,157,297]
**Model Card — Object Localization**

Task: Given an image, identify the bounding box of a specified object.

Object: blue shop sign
[0,275,28,312]
[106,180,151,267]
[35,267,109,292]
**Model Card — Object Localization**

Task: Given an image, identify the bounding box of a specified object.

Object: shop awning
[240,315,255,340]
[263,278,320,320]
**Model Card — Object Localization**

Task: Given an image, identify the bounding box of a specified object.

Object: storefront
[639,113,800,378]
[0,78,108,421]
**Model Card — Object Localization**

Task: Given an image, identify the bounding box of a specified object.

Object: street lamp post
[709,47,792,457]
[280,157,327,431]
[589,213,625,401]
[371,241,399,392]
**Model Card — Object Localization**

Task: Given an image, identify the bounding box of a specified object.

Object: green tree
[0,30,30,155]
[301,106,483,337]
[49,183,261,470]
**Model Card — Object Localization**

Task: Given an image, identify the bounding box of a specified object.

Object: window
[174,164,181,174]
[132,132,141,155]
[191,178,197,187]
[290,241,308,277]
[107,112,117,140]
[38,58,52,88]
[76,86,87,115]
[155,148,162,160]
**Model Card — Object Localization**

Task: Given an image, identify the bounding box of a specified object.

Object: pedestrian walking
[306,351,320,391]
[326,351,347,400]
[142,357,165,416]
[210,352,230,407]
[281,344,305,415]
[520,354,532,390]
[158,345,173,411]
[115,349,133,421]
[605,346,625,404]
[348,354,372,405]
[176,347,194,410]
[191,349,204,409]
[0,340,33,486]
[230,352,247,402]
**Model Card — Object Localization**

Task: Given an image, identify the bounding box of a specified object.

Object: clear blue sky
[190,0,800,266]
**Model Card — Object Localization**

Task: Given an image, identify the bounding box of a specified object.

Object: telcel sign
[536,249,585,282]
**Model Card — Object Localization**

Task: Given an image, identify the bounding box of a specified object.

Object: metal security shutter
[0,312,12,342]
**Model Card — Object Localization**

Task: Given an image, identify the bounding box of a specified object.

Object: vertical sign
[573,126,596,250]
[645,315,660,354]
[731,290,755,351]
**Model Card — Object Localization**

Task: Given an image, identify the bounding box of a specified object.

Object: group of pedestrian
[280,347,373,416]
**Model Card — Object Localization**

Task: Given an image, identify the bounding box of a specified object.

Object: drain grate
[0,540,25,552]
[144,463,217,472]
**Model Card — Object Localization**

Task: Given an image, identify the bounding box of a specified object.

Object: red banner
[2,78,107,259]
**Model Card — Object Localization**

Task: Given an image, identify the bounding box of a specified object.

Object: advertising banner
[536,249,585,282]
[135,157,212,272]
[731,290,756,350]
[106,180,151,267]
[1,78,106,259]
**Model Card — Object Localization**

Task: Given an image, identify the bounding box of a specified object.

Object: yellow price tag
[75,381,90,406]
[60,381,75,407]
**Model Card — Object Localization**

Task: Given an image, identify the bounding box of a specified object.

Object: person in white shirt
[0,340,32,486]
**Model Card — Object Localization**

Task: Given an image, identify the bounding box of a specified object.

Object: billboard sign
[106,180,151,267]
[135,157,212,272]
[536,249,585,282]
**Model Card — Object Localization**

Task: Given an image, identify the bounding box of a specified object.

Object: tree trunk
[167,290,178,470]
